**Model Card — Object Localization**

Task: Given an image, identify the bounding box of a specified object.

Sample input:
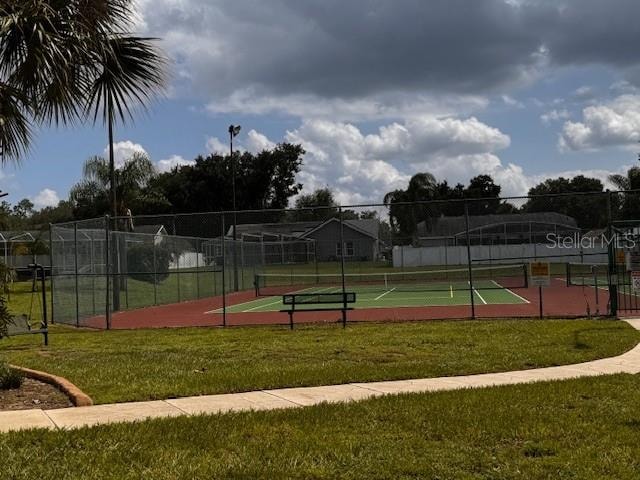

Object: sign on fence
[529,262,551,287]
[632,271,640,293]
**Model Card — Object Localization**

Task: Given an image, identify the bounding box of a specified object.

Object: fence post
[196,239,201,300]
[90,232,96,315]
[607,192,618,317]
[176,243,181,303]
[464,202,476,319]
[153,240,158,306]
[105,215,111,330]
[73,222,80,327]
[221,216,227,327]
[48,224,55,325]
[339,207,347,328]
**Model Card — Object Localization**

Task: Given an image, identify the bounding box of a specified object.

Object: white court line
[245,286,341,312]
[204,287,334,315]
[243,299,283,312]
[469,281,487,305]
[490,280,531,304]
[374,288,396,301]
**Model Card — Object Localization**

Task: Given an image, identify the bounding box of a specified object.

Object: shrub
[0,361,23,390]
[0,296,12,340]
[127,242,172,283]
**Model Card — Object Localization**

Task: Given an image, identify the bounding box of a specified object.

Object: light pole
[229,124,241,292]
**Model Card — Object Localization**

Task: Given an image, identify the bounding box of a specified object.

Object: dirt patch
[0,378,73,411]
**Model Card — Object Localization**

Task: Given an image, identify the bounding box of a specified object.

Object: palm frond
[0,82,32,162]
[69,179,104,204]
[609,174,630,191]
[86,34,166,126]
[82,155,111,186]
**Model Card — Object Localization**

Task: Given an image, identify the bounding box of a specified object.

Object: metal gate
[611,222,640,315]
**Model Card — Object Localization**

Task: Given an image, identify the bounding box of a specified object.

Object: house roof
[228,219,380,240]
[134,225,167,235]
[300,218,379,240]
[418,212,579,238]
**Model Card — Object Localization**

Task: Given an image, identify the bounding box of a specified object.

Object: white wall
[170,252,205,269]
[393,244,609,267]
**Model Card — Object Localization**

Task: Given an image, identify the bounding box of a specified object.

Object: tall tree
[150,143,304,217]
[609,166,640,220]
[523,175,607,229]
[291,188,339,221]
[70,152,160,219]
[384,172,440,242]
[464,175,501,215]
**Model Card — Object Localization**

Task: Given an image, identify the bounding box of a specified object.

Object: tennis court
[214,264,531,313]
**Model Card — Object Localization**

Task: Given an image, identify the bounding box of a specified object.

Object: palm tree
[70,152,158,219]
[85,34,166,219]
[0,1,166,217]
[609,167,640,191]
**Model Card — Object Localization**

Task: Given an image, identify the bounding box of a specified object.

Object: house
[227,218,381,262]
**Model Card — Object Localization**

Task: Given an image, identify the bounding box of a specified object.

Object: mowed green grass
[3,374,640,479]
[1,319,638,404]
[6,279,52,325]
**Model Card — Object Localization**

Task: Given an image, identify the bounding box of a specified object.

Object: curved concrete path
[2,318,640,433]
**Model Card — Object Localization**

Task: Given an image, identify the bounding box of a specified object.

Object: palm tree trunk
[108,98,117,219]
[107,97,121,311]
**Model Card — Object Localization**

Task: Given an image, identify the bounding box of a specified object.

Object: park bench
[280,292,356,329]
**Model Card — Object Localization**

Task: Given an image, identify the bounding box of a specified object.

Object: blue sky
[8,0,640,209]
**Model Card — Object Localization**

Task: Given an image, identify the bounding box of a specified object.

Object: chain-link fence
[50,191,640,329]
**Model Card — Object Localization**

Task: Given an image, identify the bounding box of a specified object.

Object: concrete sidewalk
[3,318,640,433]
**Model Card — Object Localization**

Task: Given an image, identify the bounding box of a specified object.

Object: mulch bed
[0,378,73,411]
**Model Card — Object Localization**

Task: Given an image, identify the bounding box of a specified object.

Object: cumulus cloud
[205,136,228,155]
[156,155,194,173]
[104,141,148,167]
[541,109,570,124]
[32,188,60,209]
[559,94,640,151]
[206,129,277,156]
[278,115,521,203]
[134,0,640,119]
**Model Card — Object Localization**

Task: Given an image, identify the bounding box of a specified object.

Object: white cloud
[280,115,518,203]
[104,141,148,167]
[541,109,570,124]
[559,94,640,151]
[205,89,489,122]
[245,130,276,152]
[32,188,60,209]
[156,155,194,173]
[206,129,277,156]
[501,95,524,108]
[205,136,228,155]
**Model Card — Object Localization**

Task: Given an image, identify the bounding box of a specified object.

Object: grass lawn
[1,319,638,404]
[6,279,52,324]
[2,374,640,478]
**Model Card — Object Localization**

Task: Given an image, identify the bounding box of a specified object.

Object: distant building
[228,218,382,262]
[416,212,579,246]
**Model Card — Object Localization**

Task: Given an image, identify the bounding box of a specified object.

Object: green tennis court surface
[216,280,530,314]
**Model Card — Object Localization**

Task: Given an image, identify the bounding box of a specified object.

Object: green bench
[280,292,356,329]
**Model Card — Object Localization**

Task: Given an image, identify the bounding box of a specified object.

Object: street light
[229,124,241,292]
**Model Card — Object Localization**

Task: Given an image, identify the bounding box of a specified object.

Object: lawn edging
[11,365,93,407]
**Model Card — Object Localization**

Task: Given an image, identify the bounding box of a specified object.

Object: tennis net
[255,264,528,296]
[566,262,610,287]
